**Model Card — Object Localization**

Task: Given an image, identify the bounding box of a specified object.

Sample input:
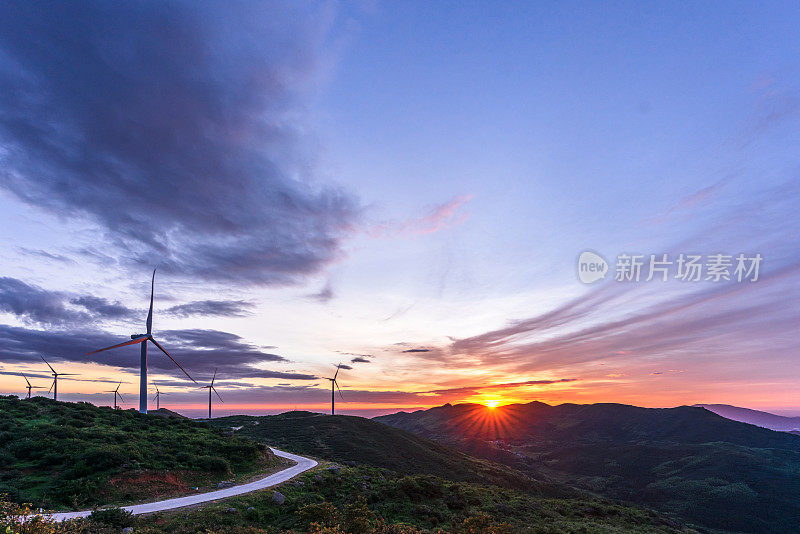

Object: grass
[83,464,696,534]
[0,395,278,510]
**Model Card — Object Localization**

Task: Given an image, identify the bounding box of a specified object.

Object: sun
[484,400,501,409]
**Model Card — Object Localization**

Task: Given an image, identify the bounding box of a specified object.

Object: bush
[88,507,134,528]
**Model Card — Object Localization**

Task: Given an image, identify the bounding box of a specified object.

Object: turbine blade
[115,381,121,392]
[48,380,54,393]
[87,336,146,355]
[146,269,155,334]
[149,338,196,383]
[212,386,224,403]
[335,379,344,401]
[40,355,56,374]
[117,393,125,403]
[211,368,217,386]
[23,374,31,387]
[333,363,341,380]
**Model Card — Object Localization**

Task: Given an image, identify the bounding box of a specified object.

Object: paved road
[44,448,317,521]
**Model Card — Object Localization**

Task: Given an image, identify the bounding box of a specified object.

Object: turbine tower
[22,374,40,399]
[41,356,78,401]
[325,364,344,415]
[87,269,195,414]
[200,368,223,419]
[104,382,125,409]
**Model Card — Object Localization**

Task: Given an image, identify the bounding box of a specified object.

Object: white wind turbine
[87,269,195,413]
[41,356,78,401]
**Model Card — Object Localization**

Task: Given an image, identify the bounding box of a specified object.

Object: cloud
[165,300,255,318]
[402,348,431,353]
[0,277,260,324]
[350,356,371,363]
[424,379,578,396]
[307,281,334,303]
[0,277,90,325]
[69,295,136,321]
[0,2,359,286]
[337,364,353,370]
[369,195,472,238]
[0,324,315,382]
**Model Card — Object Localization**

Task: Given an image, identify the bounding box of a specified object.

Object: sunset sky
[1,1,799,418]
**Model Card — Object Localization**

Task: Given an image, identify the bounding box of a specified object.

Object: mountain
[376,401,800,533]
[0,395,276,510]
[694,403,800,432]
[210,411,568,496]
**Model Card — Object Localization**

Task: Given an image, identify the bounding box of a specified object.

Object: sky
[0,1,799,417]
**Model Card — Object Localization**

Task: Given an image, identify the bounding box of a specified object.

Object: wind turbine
[22,374,40,399]
[41,356,78,401]
[200,369,223,419]
[152,383,168,410]
[87,269,195,414]
[104,382,125,409]
[325,363,344,415]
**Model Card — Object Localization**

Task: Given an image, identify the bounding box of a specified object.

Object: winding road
[45,448,317,521]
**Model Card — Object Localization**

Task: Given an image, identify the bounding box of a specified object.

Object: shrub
[88,507,134,528]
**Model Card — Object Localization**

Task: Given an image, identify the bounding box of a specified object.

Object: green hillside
[0,396,277,509]
[211,411,568,496]
[376,402,800,533]
[115,463,694,534]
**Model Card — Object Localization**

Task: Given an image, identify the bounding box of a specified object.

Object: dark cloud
[70,295,136,320]
[0,324,314,382]
[0,276,260,325]
[0,1,359,286]
[0,277,89,325]
[350,356,371,363]
[402,348,431,353]
[165,300,255,318]
[337,364,353,370]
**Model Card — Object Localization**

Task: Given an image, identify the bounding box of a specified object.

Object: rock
[216,480,235,489]
[247,507,255,511]
[362,475,371,481]
[313,474,323,482]
[225,508,238,514]
[326,466,341,474]
[121,528,133,534]
[271,491,286,505]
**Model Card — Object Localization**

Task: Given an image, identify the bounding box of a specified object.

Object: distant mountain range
[694,403,800,432]
[376,401,800,533]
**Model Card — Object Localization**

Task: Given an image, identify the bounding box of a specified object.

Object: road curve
[45,448,317,521]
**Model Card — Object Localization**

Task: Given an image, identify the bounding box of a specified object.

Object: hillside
[694,403,800,432]
[376,402,800,533]
[109,463,694,534]
[0,396,277,509]
[210,411,571,496]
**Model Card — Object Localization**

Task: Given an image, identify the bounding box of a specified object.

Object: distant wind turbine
[325,363,344,415]
[87,269,195,414]
[200,368,223,419]
[152,383,167,411]
[105,382,125,409]
[41,356,78,401]
[22,374,41,399]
